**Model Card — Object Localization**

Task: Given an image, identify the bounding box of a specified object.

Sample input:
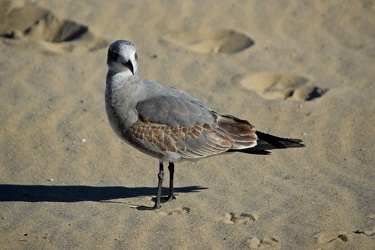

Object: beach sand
[0,0,374,249]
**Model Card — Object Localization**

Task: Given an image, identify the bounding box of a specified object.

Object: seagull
[105,40,305,209]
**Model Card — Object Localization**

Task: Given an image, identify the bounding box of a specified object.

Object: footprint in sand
[247,236,279,249]
[239,72,328,101]
[221,213,279,249]
[314,231,351,244]
[0,3,108,52]
[158,207,190,216]
[162,29,254,54]
[221,212,257,224]
[314,227,375,245]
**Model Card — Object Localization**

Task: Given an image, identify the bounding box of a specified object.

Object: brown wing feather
[129,112,258,160]
[214,114,258,149]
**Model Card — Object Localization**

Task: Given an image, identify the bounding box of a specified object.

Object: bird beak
[123,60,134,75]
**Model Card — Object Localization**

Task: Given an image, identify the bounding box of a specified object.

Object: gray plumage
[105,40,304,208]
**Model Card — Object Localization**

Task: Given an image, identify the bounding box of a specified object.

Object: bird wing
[129,94,257,160]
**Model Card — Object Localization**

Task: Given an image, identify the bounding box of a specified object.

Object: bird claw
[165,194,176,202]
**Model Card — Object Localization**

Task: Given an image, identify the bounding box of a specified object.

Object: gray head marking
[107,40,138,75]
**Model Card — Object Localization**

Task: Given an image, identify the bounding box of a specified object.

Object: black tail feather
[228,131,305,155]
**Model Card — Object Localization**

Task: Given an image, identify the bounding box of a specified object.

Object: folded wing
[130,95,257,160]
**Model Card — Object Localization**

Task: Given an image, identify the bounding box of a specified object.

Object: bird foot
[153,202,161,209]
[165,194,176,202]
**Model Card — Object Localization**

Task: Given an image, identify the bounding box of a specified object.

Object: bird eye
[135,53,138,62]
[111,51,119,60]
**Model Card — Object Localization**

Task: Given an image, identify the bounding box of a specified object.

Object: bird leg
[166,162,176,201]
[153,162,164,209]
[153,162,176,209]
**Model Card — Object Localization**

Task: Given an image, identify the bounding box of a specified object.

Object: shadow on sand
[0,184,207,202]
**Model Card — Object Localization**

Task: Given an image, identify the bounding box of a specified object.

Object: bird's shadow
[0,184,207,203]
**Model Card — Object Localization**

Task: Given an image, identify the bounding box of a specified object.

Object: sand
[0,0,374,249]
